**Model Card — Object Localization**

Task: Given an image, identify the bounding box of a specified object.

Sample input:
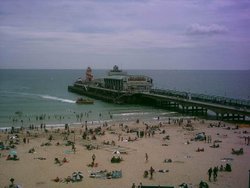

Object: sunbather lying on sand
[196,148,204,152]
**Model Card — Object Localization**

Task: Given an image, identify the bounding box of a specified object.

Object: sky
[0,0,250,70]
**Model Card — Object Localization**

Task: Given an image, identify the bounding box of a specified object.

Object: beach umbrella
[10,136,17,140]
[72,171,83,182]
[112,150,120,155]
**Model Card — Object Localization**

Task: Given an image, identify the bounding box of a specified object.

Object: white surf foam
[113,112,149,116]
[41,95,75,104]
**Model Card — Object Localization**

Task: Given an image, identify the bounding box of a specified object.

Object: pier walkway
[143,91,250,121]
[68,85,250,121]
[150,89,250,109]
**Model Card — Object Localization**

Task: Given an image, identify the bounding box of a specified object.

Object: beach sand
[0,119,249,188]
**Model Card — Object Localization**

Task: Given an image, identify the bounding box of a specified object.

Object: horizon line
[0,68,249,71]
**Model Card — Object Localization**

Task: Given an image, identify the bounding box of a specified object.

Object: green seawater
[0,69,249,128]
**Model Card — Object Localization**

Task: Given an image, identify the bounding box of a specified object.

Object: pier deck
[68,85,250,121]
[143,92,250,120]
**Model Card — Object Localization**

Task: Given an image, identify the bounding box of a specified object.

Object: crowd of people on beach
[208,163,232,182]
[207,167,218,182]
[1,116,249,188]
[6,110,114,130]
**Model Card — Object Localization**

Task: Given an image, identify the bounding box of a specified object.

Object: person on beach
[62,157,68,163]
[92,154,96,164]
[208,167,212,181]
[9,178,16,188]
[149,166,155,179]
[54,158,61,165]
[53,176,60,182]
[145,153,148,162]
[23,137,26,144]
[72,143,76,154]
[220,165,224,171]
[213,167,218,181]
[209,135,212,143]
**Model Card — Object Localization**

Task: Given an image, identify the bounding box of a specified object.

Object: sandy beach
[0,118,249,188]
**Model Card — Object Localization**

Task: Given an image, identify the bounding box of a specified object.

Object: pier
[68,85,250,121]
[68,66,250,121]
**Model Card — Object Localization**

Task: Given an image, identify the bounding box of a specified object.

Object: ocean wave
[159,112,177,115]
[113,112,149,116]
[40,95,75,104]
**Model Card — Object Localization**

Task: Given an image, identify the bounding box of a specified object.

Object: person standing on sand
[208,167,212,181]
[145,153,148,162]
[149,166,155,179]
[72,143,76,154]
[213,167,218,181]
[92,154,96,164]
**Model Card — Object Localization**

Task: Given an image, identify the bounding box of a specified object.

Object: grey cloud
[0,0,249,70]
[187,23,228,35]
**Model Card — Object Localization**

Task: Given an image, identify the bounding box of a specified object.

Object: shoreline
[0,113,195,131]
[1,108,249,131]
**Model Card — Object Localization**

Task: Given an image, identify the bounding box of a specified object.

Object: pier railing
[69,84,250,120]
[150,89,250,109]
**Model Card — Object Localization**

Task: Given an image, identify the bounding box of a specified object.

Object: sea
[0,69,249,129]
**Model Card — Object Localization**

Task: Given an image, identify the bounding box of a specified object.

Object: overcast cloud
[0,0,250,69]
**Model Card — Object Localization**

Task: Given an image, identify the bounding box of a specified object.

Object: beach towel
[111,170,122,179]
[90,171,107,179]
[64,150,74,154]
